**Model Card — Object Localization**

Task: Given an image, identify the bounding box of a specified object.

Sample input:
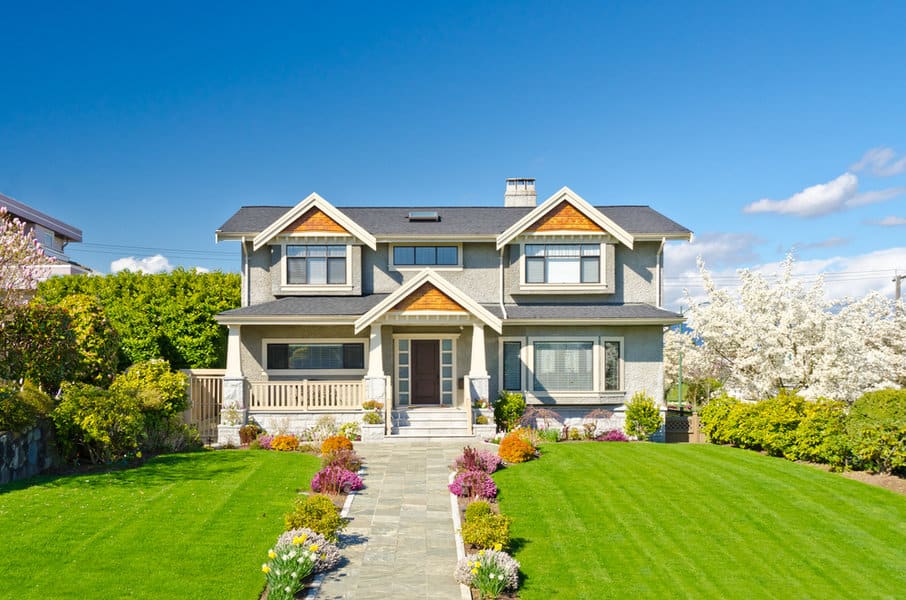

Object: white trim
[600,336,625,393]
[261,337,369,376]
[496,186,635,250]
[497,336,526,393]
[388,242,463,272]
[215,315,357,326]
[503,317,683,326]
[252,192,377,251]
[517,240,614,294]
[355,269,502,334]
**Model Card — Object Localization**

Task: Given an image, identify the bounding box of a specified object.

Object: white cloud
[872,216,906,226]
[664,246,906,310]
[847,186,906,207]
[743,173,858,217]
[851,147,906,177]
[111,254,174,274]
[795,237,849,250]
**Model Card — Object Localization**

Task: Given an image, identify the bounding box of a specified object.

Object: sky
[2,1,905,310]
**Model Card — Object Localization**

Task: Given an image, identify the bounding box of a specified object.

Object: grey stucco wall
[246,242,363,304]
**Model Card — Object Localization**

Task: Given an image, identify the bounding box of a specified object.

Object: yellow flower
[478,550,485,556]
[261,564,270,573]
[268,550,277,559]
[471,568,478,575]
[493,543,502,552]
[135,451,142,459]
[309,544,319,552]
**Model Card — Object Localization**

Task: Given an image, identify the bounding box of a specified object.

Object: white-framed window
[498,337,525,392]
[263,338,367,375]
[524,243,600,284]
[286,244,347,285]
[524,336,624,394]
[389,243,463,271]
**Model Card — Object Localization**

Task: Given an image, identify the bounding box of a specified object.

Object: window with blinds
[532,341,594,391]
[524,244,600,284]
[267,343,364,370]
[286,245,346,284]
[502,341,522,391]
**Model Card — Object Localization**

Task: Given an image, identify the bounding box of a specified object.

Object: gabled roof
[0,193,83,242]
[355,269,502,334]
[496,187,634,250]
[251,193,376,251]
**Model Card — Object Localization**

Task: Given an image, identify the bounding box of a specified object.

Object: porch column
[218,324,247,445]
[364,323,386,404]
[468,322,490,403]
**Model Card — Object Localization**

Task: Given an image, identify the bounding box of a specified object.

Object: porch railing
[249,380,365,411]
[181,369,225,444]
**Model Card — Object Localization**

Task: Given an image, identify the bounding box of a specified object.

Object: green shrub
[362,411,382,425]
[493,391,525,432]
[284,494,347,541]
[461,512,513,550]
[538,428,560,443]
[339,421,361,440]
[110,359,188,415]
[58,294,120,387]
[850,425,906,474]
[464,500,493,522]
[699,395,739,444]
[750,393,806,457]
[624,391,663,441]
[0,302,78,392]
[848,389,906,430]
[0,380,54,433]
[790,399,850,467]
[475,414,489,425]
[52,382,144,464]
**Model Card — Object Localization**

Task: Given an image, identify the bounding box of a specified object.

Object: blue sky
[2,1,904,308]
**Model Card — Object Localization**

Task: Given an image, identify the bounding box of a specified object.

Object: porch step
[390,408,472,437]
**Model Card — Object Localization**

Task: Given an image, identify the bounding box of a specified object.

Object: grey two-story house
[213,179,691,442]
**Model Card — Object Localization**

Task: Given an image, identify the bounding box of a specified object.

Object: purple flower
[448,469,498,499]
[596,429,630,442]
[311,466,364,494]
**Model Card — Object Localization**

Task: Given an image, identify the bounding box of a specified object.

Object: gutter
[498,248,508,320]
[241,236,251,307]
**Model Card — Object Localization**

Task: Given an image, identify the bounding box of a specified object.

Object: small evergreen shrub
[850,425,906,474]
[321,435,354,455]
[52,382,144,464]
[284,494,347,541]
[494,391,526,432]
[0,380,53,433]
[449,470,498,499]
[498,432,536,463]
[464,500,493,522]
[699,396,739,444]
[361,400,384,411]
[311,466,364,494]
[461,512,513,550]
[475,415,489,425]
[271,434,300,452]
[362,411,383,424]
[624,391,663,440]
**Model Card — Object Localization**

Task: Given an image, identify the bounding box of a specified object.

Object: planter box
[361,423,385,442]
[473,407,495,424]
[216,424,242,447]
[473,423,497,440]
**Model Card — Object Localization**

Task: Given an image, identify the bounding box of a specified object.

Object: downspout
[241,236,250,307]
[656,237,666,308]
[498,248,508,320]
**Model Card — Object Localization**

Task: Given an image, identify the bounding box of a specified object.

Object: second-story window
[286,244,346,285]
[392,245,458,266]
[525,243,600,284]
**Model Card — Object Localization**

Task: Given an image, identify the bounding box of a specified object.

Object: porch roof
[216,295,682,326]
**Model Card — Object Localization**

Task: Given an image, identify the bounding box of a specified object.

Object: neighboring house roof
[0,192,83,242]
[216,203,691,241]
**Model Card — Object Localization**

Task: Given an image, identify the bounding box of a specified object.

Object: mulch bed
[799,462,906,496]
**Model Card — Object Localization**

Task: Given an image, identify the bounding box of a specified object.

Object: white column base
[364,375,387,404]
[468,375,490,404]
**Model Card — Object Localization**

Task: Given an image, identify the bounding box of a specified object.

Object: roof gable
[252,193,376,251]
[355,270,502,333]
[496,187,635,250]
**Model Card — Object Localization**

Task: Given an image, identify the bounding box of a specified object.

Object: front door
[410,339,440,405]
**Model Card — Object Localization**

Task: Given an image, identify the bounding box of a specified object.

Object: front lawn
[0,450,319,599]
[494,443,906,599]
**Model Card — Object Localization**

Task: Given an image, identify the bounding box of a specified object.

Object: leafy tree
[36,269,240,369]
[0,206,51,308]
[58,294,120,386]
[0,302,77,392]
[624,391,663,440]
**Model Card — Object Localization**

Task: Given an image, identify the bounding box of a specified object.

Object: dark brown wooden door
[410,340,440,405]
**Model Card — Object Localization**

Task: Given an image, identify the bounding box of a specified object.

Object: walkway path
[314,440,469,600]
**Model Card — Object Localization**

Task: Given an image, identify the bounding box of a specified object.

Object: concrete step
[390,408,471,437]
[390,427,474,438]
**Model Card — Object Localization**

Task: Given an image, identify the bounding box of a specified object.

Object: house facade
[213,179,691,443]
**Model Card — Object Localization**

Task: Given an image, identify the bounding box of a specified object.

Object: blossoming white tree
[0,206,51,308]
[668,254,906,403]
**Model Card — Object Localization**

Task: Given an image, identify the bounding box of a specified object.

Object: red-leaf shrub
[448,470,498,499]
[311,466,364,494]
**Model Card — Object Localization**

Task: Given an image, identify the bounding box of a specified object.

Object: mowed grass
[494,443,906,599]
[0,450,319,599]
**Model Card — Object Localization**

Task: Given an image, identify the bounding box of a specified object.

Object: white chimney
[504,178,536,207]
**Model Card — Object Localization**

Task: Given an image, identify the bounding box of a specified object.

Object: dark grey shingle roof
[218,295,389,317]
[219,295,679,322]
[217,205,690,237]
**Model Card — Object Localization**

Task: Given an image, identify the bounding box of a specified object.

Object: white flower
[284,586,291,593]
[291,572,297,578]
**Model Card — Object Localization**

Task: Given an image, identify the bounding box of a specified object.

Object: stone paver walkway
[314,440,469,600]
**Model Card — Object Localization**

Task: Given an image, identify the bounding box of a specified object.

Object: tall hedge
[36,269,240,369]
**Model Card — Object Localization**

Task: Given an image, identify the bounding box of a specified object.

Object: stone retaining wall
[0,421,58,485]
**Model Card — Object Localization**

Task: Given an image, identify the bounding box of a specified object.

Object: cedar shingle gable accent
[283,207,349,234]
[527,201,604,233]
[390,283,466,312]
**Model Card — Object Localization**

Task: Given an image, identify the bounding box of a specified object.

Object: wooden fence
[182,369,224,444]
[665,412,704,444]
